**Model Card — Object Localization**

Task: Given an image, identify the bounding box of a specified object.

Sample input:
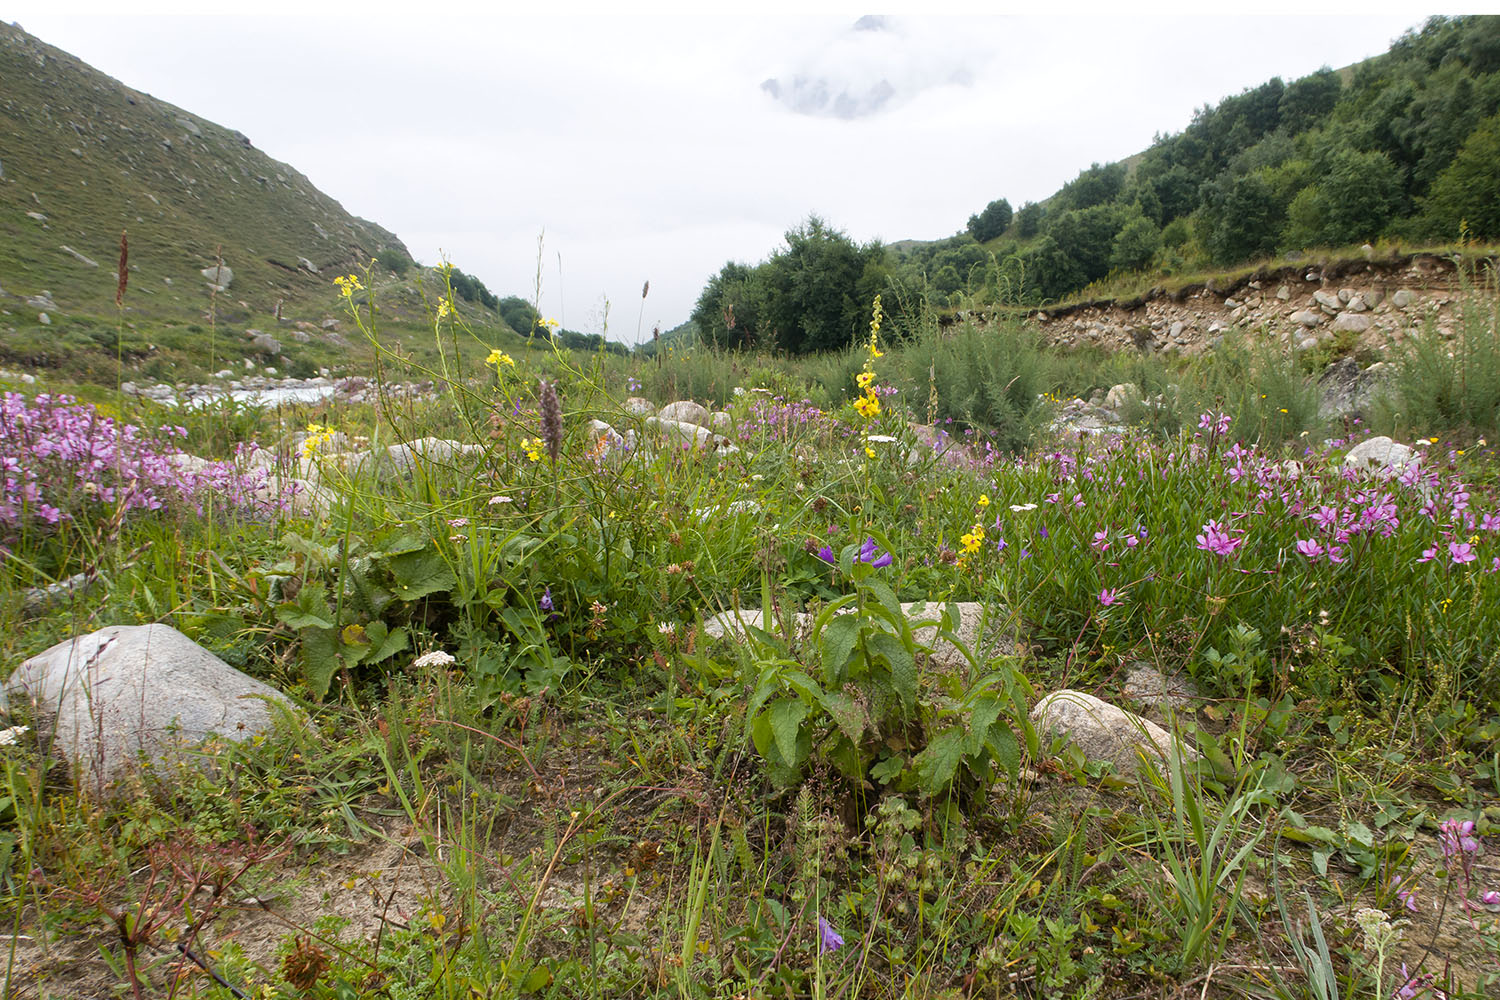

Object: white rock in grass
[3,624,294,795]
[1030,689,1198,778]
[623,397,655,417]
[658,400,712,428]
[1343,436,1415,474]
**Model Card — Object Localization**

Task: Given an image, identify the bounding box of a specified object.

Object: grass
[1,277,1499,1000]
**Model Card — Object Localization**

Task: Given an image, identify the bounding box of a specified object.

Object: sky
[8,4,1431,343]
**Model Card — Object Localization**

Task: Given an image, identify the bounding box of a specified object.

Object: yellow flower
[960,523,984,555]
[856,370,875,390]
[521,437,543,462]
[852,393,881,419]
[485,349,515,369]
[301,423,336,458]
[977,494,990,508]
[865,446,875,458]
[436,300,451,319]
[333,274,363,297]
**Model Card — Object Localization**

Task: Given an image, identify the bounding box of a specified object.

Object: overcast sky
[10,5,1428,342]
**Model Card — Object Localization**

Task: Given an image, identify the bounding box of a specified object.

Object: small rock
[201,264,233,290]
[250,333,281,355]
[1344,435,1415,474]
[623,397,654,417]
[37,312,49,325]
[1331,313,1372,334]
[1030,689,1199,778]
[1122,664,1201,712]
[1275,285,1290,301]
[1312,290,1343,313]
[1337,287,1355,304]
[1391,289,1414,308]
[1290,309,1323,328]
[658,400,712,428]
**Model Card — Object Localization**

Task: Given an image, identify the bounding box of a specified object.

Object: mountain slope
[0,20,410,323]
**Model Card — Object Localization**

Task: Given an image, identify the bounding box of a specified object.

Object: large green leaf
[301,626,341,699]
[987,720,1021,784]
[819,690,867,744]
[818,614,860,680]
[384,547,457,602]
[767,698,809,769]
[914,727,966,792]
[275,583,335,630]
[868,632,916,707]
[364,621,410,665]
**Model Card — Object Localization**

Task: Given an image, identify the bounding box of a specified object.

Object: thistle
[539,379,562,466]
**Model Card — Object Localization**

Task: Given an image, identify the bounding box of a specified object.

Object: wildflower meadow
[1,267,1498,1000]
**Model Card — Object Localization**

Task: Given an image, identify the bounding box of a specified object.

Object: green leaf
[767,699,808,768]
[364,622,409,665]
[819,690,867,744]
[870,755,907,785]
[987,720,1022,784]
[384,547,457,602]
[914,727,966,793]
[818,614,860,679]
[1345,820,1374,849]
[275,583,335,630]
[868,632,916,707]
[301,627,341,699]
[963,694,1003,757]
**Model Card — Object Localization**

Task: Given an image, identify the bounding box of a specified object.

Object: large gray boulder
[658,400,713,429]
[1030,689,1198,778]
[3,624,294,793]
[201,264,233,291]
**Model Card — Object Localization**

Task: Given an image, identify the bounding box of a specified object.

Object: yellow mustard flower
[485,349,515,369]
[436,300,451,319]
[521,437,543,462]
[333,274,363,297]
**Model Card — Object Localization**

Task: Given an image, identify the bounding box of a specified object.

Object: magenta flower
[1099,588,1120,607]
[1450,541,1477,564]
[1482,890,1500,905]
[817,915,844,953]
[1295,538,1324,560]
[1417,545,1439,564]
[1195,519,1241,557]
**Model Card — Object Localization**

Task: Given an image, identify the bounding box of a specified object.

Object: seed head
[539,379,562,465]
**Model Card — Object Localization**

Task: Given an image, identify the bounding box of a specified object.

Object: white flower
[0,726,29,747]
[867,434,897,443]
[488,495,513,505]
[1009,503,1038,512]
[657,622,675,635]
[412,650,456,669]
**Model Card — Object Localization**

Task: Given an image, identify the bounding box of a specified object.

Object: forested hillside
[692,15,1500,353]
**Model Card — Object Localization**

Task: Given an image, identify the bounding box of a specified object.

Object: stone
[1362,288,1384,308]
[1289,309,1324,328]
[20,572,96,617]
[250,332,282,355]
[1331,312,1372,334]
[297,256,320,274]
[201,264,233,290]
[1344,435,1415,474]
[3,624,294,794]
[1030,689,1198,778]
[623,397,654,417]
[1391,289,1414,308]
[1337,287,1355,304]
[37,312,49,325]
[60,245,99,267]
[1104,383,1139,410]
[174,115,202,137]
[646,416,728,451]
[320,318,339,330]
[658,400,712,428]
[1312,290,1343,313]
[1275,285,1291,301]
[710,411,733,431]
[1169,321,1186,339]
[1122,663,1202,713]
[1317,357,1382,420]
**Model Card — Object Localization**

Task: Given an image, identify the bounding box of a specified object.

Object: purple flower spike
[817,915,844,953]
[816,545,837,565]
[857,536,893,568]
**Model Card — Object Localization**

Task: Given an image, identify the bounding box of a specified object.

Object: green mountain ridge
[0,20,413,325]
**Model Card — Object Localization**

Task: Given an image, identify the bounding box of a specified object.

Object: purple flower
[1392,875,1418,913]
[1295,538,1324,561]
[1195,519,1241,558]
[1482,890,1500,906]
[857,538,894,569]
[1450,541,1476,565]
[1099,588,1120,607]
[817,916,844,953]
[815,545,837,565]
[1439,818,1479,859]
[540,587,554,612]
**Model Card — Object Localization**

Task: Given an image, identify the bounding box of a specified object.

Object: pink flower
[1295,538,1324,560]
[1450,541,1477,565]
[1195,519,1242,558]
[1099,588,1121,607]
[1417,545,1438,564]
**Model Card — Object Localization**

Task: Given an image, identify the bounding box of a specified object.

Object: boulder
[1104,383,1140,410]
[1312,290,1343,313]
[201,264,233,291]
[1290,310,1324,328]
[623,397,655,417]
[3,624,294,793]
[1122,664,1202,713]
[1030,689,1198,778]
[1344,435,1415,473]
[250,332,282,355]
[1331,312,1372,334]
[658,400,712,428]
[646,416,730,451]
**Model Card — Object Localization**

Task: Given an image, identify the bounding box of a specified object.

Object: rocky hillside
[1021,252,1489,361]
[0,21,410,325]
